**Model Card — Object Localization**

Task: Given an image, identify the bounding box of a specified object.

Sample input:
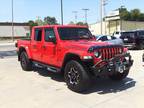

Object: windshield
[58,28,93,40]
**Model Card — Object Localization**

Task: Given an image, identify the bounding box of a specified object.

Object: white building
[89,10,120,35]
[0,22,30,38]
[89,10,144,35]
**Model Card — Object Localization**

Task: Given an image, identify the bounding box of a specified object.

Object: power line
[82,8,89,24]
[72,11,78,24]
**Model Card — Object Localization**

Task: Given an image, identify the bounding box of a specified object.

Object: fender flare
[18,46,32,60]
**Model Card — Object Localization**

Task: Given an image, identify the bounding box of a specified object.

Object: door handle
[33,45,37,49]
[42,45,46,49]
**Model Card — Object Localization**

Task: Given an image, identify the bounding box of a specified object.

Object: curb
[0,42,15,46]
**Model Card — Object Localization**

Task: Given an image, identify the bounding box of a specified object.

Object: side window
[111,36,117,40]
[34,29,42,41]
[100,36,108,41]
[45,28,56,42]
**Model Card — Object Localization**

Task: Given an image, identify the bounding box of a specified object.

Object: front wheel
[109,69,129,81]
[20,51,32,71]
[64,60,91,92]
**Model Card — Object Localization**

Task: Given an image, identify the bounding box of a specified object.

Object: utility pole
[120,5,125,32]
[72,11,78,24]
[120,0,125,32]
[103,0,108,35]
[100,0,108,35]
[60,0,64,25]
[12,0,14,41]
[100,0,103,35]
[82,8,89,24]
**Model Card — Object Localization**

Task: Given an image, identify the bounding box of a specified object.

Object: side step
[32,61,61,73]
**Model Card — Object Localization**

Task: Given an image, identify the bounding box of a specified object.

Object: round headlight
[94,51,101,58]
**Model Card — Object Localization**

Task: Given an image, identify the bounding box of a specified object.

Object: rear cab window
[34,28,42,41]
[121,32,135,38]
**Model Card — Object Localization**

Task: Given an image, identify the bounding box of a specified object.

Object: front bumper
[123,43,136,49]
[91,53,133,76]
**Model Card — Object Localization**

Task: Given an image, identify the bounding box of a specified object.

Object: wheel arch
[18,47,31,61]
[61,53,81,72]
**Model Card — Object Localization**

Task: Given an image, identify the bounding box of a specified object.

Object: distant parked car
[120,30,144,50]
[96,35,124,45]
[113,31,122,38]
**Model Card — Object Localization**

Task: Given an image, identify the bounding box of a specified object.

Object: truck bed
[17,39,31,49]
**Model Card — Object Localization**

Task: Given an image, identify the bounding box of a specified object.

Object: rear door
[31,28,43,62]
[42,28,57,66]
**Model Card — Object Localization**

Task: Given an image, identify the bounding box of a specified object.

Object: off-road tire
[109,69,129,81]
[64,60,91,92]
[20,51,32,71]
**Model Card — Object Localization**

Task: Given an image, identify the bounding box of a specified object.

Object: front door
[42,28,57,66]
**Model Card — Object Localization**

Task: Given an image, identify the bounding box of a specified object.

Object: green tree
[44,16,58,25]
[76,22,88,26]
[68,21,75,25]
[28,20,38,33]
[35,18,44,26]
[139,13,144,21]
[130,9,141,21]
[120,8,144,21]
[120,8,130,20]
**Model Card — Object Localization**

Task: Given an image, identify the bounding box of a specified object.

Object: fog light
[83,56,93,60]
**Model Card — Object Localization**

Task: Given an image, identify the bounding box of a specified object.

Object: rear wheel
[109,69,129,81]
[20,51,32,71]
[64,60,91,92]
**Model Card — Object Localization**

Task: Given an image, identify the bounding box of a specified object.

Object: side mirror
[51,37,57,44]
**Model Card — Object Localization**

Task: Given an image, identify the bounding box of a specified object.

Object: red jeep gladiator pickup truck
[16,25,133,92]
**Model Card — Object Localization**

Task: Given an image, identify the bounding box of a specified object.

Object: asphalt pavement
[0,42,16,58]
[0,44,144,108]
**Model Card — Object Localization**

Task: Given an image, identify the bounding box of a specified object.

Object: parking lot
[0,44,144,108]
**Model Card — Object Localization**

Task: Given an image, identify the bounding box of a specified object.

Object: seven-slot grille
[88,45,124,60]
[98,47,123,60]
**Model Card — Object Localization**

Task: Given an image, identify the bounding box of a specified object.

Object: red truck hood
[62,40,111,51]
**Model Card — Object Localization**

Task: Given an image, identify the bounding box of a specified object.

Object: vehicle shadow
[33,68,136,95]
[82,77,136,95]
[33,68,64,82]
